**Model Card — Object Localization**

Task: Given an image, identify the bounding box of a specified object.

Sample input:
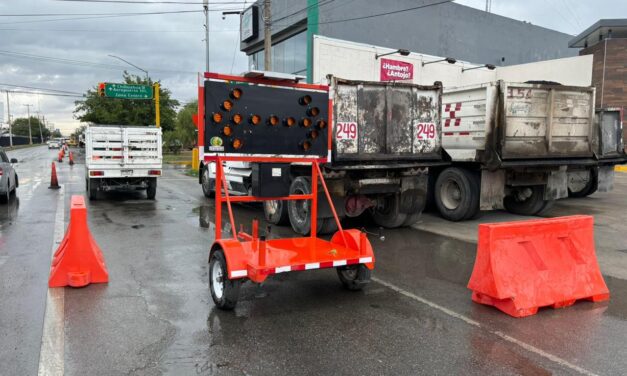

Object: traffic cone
[69,151,74,166]
[58,150,63,163]
[49,162,60,189]
[49,195,108,287]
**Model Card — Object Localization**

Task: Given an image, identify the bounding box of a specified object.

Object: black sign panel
[204,80,329,157]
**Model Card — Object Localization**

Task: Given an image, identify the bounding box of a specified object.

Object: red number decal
[416,123,436,140]
[336,123,343,140]
[336,122,357,140]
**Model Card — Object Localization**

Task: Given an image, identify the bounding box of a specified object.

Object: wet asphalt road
[2,145,627,375]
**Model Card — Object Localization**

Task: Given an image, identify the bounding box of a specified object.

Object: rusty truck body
[432,80,609,220]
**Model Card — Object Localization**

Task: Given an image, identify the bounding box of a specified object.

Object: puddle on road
[0,197,20,228]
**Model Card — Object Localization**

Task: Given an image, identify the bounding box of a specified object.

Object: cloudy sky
[0,0,625,134]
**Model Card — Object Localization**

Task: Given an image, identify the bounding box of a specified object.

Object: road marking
[37,188,65,376]
[371,277,598,376]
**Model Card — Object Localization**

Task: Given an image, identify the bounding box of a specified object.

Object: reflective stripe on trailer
[229,257,374,278]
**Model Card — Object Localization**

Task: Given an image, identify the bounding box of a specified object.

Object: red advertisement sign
[380,58,413,81]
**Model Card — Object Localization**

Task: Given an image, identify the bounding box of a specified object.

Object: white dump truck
[85,125,162,200]
[432,80,605,220]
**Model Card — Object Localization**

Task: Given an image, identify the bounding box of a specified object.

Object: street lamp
[422,57,457,66]
[375,48,410,59]
[461,64,496,72]
[108,54,149,79]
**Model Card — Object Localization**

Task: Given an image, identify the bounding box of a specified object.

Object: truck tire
[503,186,551,216]
[263,200,289,225]
[201,165,215,198]
[287,177,324,235]
[319,217,339,234]
[88,178,99,201]
[147,178,157,200]
[434,168,479,221]
[568,169,598,198]
[372,194,407,228]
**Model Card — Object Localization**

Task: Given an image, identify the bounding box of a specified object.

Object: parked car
[0,149,18,203]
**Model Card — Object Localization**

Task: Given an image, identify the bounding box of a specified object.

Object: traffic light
[98,83,106,97]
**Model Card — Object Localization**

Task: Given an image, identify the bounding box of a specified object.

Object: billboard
[380,58,413,81]
[240,5,258,42]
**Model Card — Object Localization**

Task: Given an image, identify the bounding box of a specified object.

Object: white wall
[313,36,592,88]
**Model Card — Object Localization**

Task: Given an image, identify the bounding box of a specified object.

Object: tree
[71,125,86,140]
[11,116,50,142]
[174,101,198,149]
[73,72,179,131]
[51,129,63,138]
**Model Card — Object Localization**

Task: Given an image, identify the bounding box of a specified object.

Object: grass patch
[4,143,46,151]
[163,150,192,164]
[185,168,199,177]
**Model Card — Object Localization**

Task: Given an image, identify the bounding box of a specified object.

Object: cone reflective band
[298,95,312,105]
[249,114,261,125]
[223,126,233,136]
[232,113,243,124]
[232,138,243,149]
[307,107,320,117]
[229,88,242,100]
[316,119,327,129]
[212,112,222,123]
[300,118,312,127]
[267,115,279,126]
[221,100,233,111]
[284,117,296,127]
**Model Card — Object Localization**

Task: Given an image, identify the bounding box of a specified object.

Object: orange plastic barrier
[48,162,60,190]
[69,151,74,166]
[49,195,109,287]
[467,215,609,317]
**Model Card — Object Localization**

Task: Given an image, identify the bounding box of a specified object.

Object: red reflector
[149,170,161,176]
[90,171,104,176]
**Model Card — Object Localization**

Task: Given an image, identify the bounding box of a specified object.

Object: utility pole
[204,0,210,72]
[5,91,12,147]
[35,111,44,143]
[24,104,33,144]
[263,0,272,71]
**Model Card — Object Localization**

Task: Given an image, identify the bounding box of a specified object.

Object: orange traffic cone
[49,162,60,189]
[69,151,74,166]
[58,150,63,163]
[49,195,108,287]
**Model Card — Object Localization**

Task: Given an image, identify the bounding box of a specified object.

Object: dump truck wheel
[201,166,215,198]
[318,217,339,234]
[503,186,548,216]
[434,168,478,221]
[146,178,157,200]
[88,178,99,201]
[209,249,241,310]
[372,194,407,228]
[287,177,324,235]
[568,169,598,198]
[264,200,289,225]
[337,264,371,291]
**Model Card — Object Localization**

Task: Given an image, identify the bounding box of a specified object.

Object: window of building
[248,31,306,75]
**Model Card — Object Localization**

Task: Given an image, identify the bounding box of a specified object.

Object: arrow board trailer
[85,125,162,200]
[433,80,604,220]
[198,74,445,234]
[199,72,375,310]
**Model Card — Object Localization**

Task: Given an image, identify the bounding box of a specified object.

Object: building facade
[240,0,576,82]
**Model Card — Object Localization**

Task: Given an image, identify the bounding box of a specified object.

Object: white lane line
[371,277,598,376]
[37,188,65,376]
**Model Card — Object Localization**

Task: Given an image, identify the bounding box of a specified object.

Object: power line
[0,83,83,95]
[0,28,237,33]
[55,0,252,4]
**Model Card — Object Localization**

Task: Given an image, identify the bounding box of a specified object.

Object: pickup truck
[85,125,162,200]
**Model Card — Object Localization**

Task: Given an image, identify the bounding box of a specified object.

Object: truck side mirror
[10,158,18,164]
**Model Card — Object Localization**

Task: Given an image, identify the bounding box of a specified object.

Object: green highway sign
[103,83,153,99]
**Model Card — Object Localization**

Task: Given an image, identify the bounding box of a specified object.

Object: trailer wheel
[146,178,157,200]
[337,264,371,291]
[209,248,241,310]
[371,194,407,228]
[88,178,99,201]
[434,168,479,221]
[568,169,598,198]
[201,165,215,198]
[263,200,289,225]
[503,186,551,216]
[287,177,324,235]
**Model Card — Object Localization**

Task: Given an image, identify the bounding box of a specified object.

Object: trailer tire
[287,177,324,235]
[568,169,598,198]
[209,248,241,310]
[503,186,549,216]
[88,178,99,201]
[337,264,371,291]
[371,194,407,228]
[434,168,479,221]
[201,165,215,198]
[147,178,157,200]
[263,200,289,225]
